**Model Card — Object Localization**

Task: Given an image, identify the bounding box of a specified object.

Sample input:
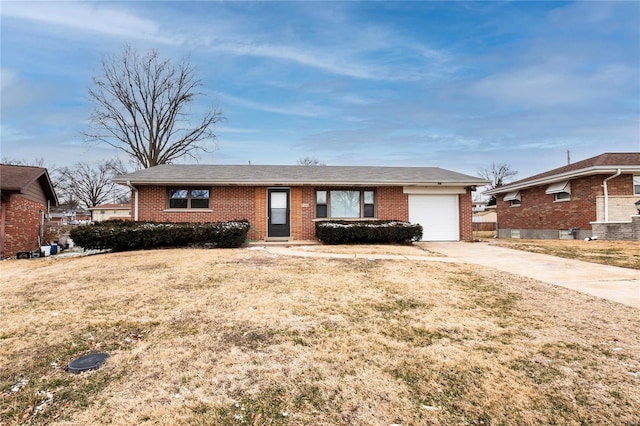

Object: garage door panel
[409,195,459,241]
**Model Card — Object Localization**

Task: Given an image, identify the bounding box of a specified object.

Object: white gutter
[602,169,621,223]
[485,165,640,195]
[114,180,487,187]
[126,180,139,221]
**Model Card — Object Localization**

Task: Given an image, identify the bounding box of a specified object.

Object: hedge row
[315,220,423,245]
[69,220,250,251]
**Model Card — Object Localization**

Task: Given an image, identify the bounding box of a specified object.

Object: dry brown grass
[1,248,639,425]
[290,244,441,256]
[489,238,640,269]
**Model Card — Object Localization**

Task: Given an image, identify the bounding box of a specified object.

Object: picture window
[315,190,376,219]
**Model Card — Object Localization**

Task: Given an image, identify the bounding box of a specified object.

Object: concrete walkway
[261,242,639,309]
[422,242,640,309]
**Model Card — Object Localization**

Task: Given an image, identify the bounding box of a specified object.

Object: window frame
[634,175,640,196]
[167,187,211,210]
[503,191,521,207]
[546,180,571,202]
[314,189,376,219]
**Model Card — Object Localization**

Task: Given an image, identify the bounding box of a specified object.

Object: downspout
[126,180,139,221]
[602,169,621,223]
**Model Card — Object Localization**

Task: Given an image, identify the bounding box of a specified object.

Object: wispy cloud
[471,65,633,107]
[215,92,331,118]
[0,2,179,45]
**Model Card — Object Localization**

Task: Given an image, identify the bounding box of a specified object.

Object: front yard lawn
[1,248,638,425]
[490,239,640,269]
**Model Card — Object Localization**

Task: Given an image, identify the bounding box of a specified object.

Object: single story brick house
[1,164,59,258]
[113,164,488,242]
[89,203,132,222]
[484,153,640,240]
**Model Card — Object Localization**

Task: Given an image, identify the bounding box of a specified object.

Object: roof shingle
[486,152,640,195]
[114,164,488,186]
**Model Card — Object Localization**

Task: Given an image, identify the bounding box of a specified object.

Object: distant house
[113,164,488,242]
[1,164,59,258]
[484,153,640,240]
[89,203,132,222]
[49,207,91,226]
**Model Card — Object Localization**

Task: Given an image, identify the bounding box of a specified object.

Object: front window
[554,192,571,202]
[169,188,210,209]
[634,176,640,195]
[331,191,361,218]
[316,190,376,219]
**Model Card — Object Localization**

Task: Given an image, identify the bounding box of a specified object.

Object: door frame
[267,188,291,238]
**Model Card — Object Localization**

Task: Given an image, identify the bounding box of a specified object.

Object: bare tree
[479,162,518,205]
[57,160,127,208]
[297,156,325,166]
[1,157,47,167]
[84,46,224,168]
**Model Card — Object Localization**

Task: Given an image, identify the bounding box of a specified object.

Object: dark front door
[268,189,290,238]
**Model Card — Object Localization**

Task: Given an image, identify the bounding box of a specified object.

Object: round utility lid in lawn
[67,353,109,374]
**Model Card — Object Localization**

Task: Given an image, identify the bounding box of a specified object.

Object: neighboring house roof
[0,164,59,206]
[485,153,640,195]
[113,164,488,187]
[88,203,131,211]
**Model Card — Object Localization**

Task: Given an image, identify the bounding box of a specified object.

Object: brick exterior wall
[458,191,474,241]
[375,187,410,221]
[135,185,475,242]
[1,195,46,258]
[136,186,261,240]
[495,174,636,239]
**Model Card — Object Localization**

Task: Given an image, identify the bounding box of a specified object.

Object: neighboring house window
[546,180,571,202]
[503,191,521,207]
[315,190,376,218]
[169,188,210,209]
[634,175,640,195]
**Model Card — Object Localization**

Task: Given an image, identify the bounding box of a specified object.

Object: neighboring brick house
[113,165,488,242]
[484,153,640,240]
[1,164,59,258]
[88,203,132,222]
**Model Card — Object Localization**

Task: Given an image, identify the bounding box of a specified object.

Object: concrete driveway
[421,242,640,309]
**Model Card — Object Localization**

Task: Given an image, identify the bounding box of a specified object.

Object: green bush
[315,220,423,245]
[70,220,250,251]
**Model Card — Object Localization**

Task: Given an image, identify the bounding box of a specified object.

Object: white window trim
[633,175,640,196]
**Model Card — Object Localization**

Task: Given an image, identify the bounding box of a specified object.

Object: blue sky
[1,1,639,181]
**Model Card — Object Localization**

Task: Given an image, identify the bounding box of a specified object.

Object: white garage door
[409,194,459,241]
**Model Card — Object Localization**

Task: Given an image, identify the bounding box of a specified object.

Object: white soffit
[403,186,466,195]
[546,180,571,194]
[503,191,521,201]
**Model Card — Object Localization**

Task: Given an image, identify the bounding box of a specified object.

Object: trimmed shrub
[70,220,250,251]
[315,220,423,245]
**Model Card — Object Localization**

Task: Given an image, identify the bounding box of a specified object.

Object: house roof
[88,203,131,211]
[485,152,640,195]
[113,164,488,187]
[0,164,59,206]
